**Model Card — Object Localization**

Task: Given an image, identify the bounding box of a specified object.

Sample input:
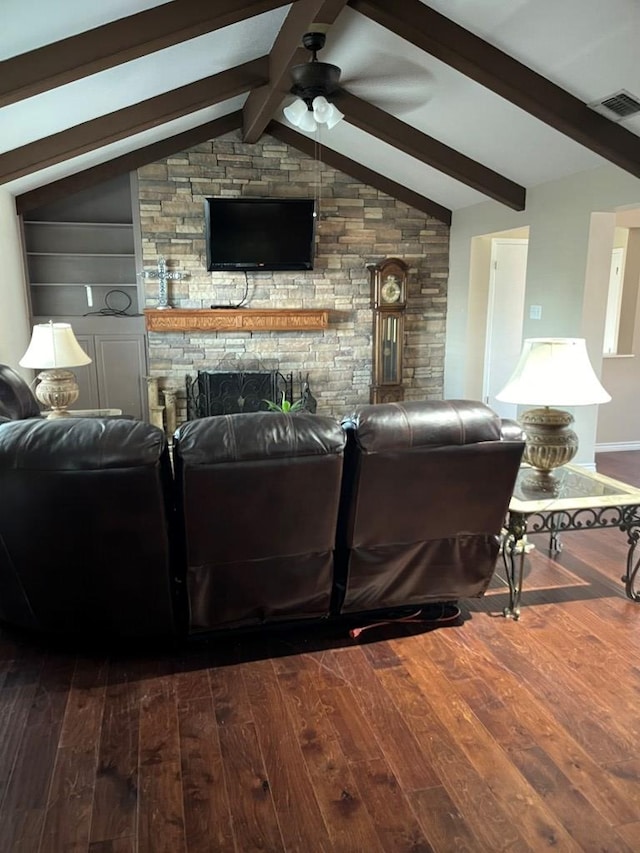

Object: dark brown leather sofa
[0,363,524,640]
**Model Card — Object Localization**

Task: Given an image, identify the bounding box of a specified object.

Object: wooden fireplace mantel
[144,308,329,333]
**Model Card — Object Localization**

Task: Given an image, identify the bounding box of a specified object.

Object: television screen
[205,197,316,271]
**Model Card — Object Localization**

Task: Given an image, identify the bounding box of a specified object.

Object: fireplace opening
[186,368,316,419]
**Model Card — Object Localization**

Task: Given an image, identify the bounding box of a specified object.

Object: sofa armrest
[500,418,525,442]
[0,364,41,420]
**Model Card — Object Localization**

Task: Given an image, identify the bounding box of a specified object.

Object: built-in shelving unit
[24,220,139,317]
[21,174,148,418]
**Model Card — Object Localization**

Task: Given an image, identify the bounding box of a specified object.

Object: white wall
[446,164,640,466]
[0,189,31,373]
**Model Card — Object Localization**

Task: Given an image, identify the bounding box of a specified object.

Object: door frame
[482,237,529,419]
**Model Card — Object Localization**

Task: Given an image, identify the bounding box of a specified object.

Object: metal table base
[502,466,640,619]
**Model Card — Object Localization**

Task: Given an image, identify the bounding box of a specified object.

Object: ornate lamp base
[35,369,80,418]
[520,406,578,493]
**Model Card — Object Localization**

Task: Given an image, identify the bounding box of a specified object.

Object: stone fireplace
[137,129,449,426]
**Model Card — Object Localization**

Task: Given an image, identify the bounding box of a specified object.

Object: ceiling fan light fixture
[312,96,343,129]
[284,95,342,132]
[283,98,309,126]
[297,106,318,133]
[312,96,331,121]
[324,102,344,130]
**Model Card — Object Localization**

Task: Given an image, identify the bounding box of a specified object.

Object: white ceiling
[2,0,640,214]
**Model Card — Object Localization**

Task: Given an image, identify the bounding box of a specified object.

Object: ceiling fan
[283,32,345,131]
[283,30,433,131]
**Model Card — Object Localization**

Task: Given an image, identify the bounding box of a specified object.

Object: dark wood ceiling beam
[349,0,640,179]
[268,121,452,224]
[0,59,268,185]
[243,0,349,143]
[334,90,525,210]
[15,113,244,215]
[0,0,292,108]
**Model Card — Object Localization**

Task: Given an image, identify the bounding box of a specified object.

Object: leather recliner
[173,411,347,632]
[0,415,177,638]
[334,400,524,616]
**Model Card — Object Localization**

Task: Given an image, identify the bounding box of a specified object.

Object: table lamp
[496,337,610,490]
[19,321,92,418]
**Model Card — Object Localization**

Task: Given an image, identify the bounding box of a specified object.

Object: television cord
[83,288,142,317]
[211,271,250,309]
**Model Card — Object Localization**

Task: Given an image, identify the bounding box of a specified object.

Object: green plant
[263,392,305,413]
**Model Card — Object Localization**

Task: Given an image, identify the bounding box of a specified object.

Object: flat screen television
[205,197,316,271]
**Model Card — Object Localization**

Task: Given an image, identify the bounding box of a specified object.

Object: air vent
[590,90,640,121]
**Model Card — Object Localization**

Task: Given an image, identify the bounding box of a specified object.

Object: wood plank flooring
[1,452,640,852]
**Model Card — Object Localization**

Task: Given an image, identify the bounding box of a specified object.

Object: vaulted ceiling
[2,0,640,224]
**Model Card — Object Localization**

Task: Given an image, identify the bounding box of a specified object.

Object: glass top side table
[503,464,640,619]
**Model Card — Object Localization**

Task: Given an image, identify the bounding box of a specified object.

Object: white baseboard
[595,441,640,453]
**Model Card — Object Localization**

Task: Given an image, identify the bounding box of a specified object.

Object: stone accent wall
[137,130,448,423]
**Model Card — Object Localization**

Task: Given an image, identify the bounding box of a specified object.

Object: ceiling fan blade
[337,55,435,114]
[339,76,433,114]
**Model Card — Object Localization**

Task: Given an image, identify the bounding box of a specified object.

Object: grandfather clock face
[380,274,402,305]
[370,258,409,403]
[373,261,407,309]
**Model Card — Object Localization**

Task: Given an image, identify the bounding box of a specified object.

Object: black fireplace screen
[186,370,316,419]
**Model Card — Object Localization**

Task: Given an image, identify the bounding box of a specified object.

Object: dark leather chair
[0,417,177,638]
[0,363,41,420]
[335,400,525,616]
[173,411,346,633]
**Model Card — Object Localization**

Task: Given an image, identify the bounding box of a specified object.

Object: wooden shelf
[27,252,135,258]
[31,282,137,287]
[144,308,329,333]
[25,221,132,227]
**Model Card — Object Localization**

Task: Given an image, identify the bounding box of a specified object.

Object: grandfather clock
[369,257,408,403]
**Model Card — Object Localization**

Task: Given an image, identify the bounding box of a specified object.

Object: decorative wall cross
[143,256,186,309]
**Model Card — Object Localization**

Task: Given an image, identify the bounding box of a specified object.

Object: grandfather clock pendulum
[369,257,408,403]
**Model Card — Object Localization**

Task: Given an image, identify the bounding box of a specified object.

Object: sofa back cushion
[0,417,176,637]
[174,412,346,632]
[0,364,41,420]
[336,400,525,614]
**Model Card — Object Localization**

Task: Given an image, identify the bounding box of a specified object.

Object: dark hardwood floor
[2,452,640,852]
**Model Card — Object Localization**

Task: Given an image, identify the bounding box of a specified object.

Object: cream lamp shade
[19,322,91,418]
[20,322,92,370]
[496,338,610,490]
[496,337,611,407]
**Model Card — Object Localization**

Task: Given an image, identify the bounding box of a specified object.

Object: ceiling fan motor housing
[289,31,341,105]
[290,62,341,102]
